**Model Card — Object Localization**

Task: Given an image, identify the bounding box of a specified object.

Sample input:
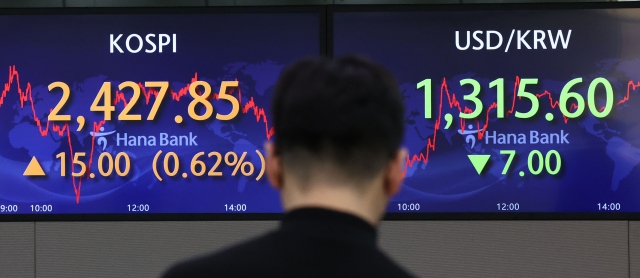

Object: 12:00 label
[497,203,520,211]
[128,204,150,212]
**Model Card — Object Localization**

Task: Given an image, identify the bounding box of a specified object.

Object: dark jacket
[162,208,414,278]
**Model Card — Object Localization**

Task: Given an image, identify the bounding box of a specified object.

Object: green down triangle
[467,155,491,175]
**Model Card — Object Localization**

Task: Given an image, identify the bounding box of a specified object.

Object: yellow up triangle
[24,156,46,176]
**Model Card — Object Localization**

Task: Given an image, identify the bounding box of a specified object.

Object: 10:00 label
[31,205,52,212]
[397,203,420,211]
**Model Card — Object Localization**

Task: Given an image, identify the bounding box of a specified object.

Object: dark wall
[0,221,636,277]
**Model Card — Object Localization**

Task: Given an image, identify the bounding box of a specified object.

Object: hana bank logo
[90,127,116,151]
[458,124,479,149]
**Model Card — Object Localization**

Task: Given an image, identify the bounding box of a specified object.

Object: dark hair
[271,55,404,181]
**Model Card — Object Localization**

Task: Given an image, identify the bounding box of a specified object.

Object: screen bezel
[0,5,324,222]
[2,2,640,221]
[331,2,640,221]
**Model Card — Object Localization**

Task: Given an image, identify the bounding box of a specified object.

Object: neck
[281,181,385,227]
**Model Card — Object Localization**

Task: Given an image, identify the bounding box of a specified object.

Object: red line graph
[404,77,640,171]
[4,63,640,201]
[0,65,274,203]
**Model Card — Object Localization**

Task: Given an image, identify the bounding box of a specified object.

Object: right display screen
[334,6,640,214]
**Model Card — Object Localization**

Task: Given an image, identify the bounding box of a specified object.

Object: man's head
[265,55,406,225]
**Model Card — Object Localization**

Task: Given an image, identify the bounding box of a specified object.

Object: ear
[264,142,284,191]
[384,147,407,197]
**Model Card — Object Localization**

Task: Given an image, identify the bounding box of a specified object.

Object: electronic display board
[0,7,322,219]
[333,4,640,218]
[3,4,640,220]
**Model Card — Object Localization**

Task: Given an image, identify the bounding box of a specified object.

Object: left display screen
[0,10,320,216]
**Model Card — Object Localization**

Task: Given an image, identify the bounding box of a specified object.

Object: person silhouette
[162,55,414,278]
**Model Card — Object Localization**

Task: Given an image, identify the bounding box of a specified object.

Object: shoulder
[334,245,415,278]
[374,253,416,278]
[161,232,282,278]
[161,228,415,278]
